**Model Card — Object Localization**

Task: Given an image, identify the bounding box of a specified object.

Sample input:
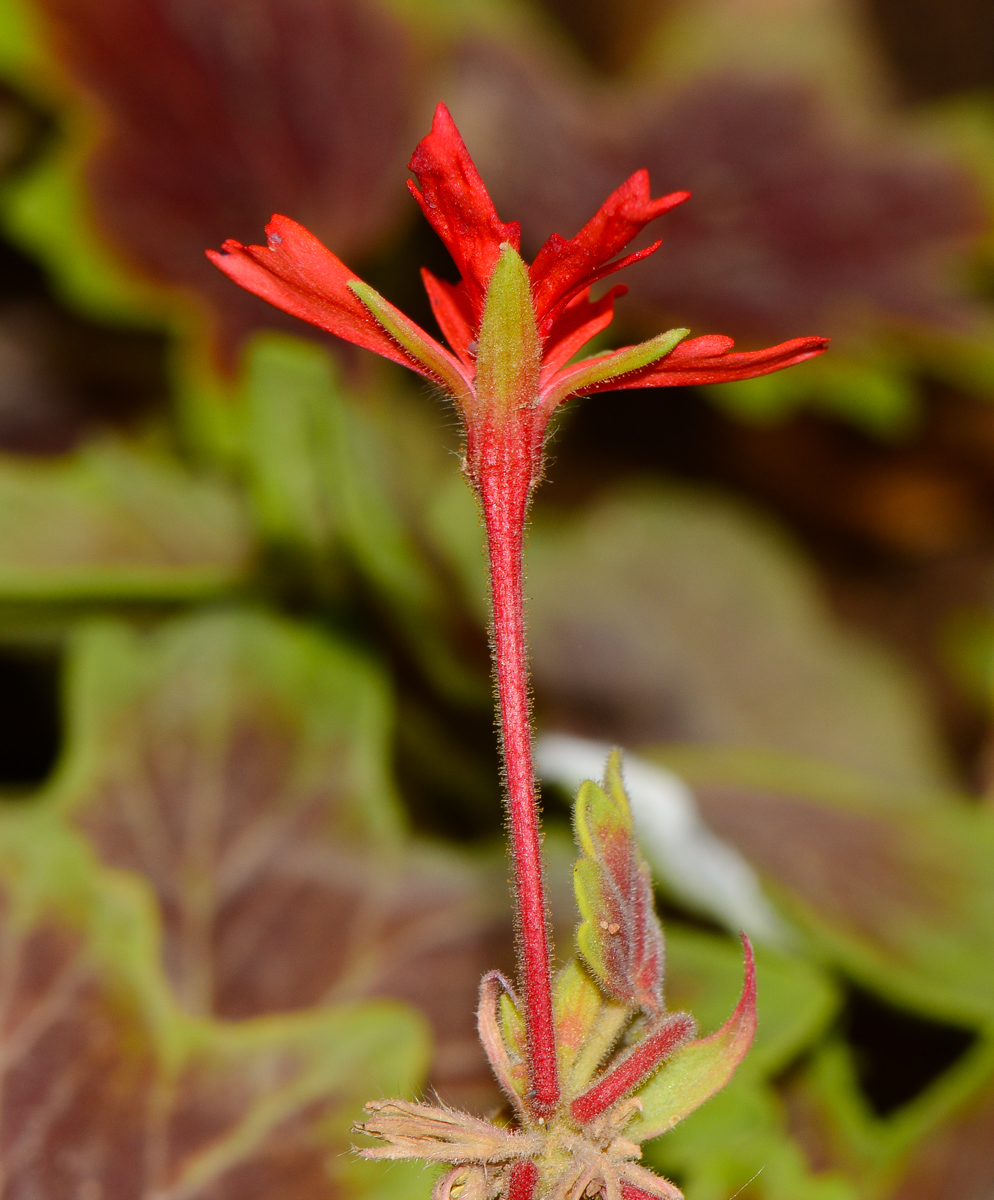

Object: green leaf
[553,958,609,1087]
[0,804,428,1196]
[526,484,952,789]
[665,925,839,1082]
[42,609,510,1110]
[0,440,251,602]
[712,352,919,439]
[573,750,665,1014]
[651,746,994,1027]
[643,1079,860,1200]
[240,334,485,704]
[629,926,839,1144]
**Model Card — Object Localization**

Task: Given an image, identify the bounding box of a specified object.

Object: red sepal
[579,334,830,391]
[408,103,521,319]
[529,173,689,334]
[207,215,433,377]
[571,1011,696,1126]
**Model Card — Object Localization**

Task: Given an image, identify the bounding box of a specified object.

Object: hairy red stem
[476,429,559,1118]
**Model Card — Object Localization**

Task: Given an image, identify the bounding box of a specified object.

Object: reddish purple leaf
[35,0,423,357]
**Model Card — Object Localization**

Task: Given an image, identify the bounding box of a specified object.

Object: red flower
[209,103,823,1130]
[208,103,826,484]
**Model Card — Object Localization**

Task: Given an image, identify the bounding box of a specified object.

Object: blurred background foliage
[0,0,993,1196]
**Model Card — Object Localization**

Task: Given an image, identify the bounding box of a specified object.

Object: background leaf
[526,484,952,789]
[0,804,428,1196]
[0,439,251,601]
[652,746,994,1028]
[45,609,513,1110]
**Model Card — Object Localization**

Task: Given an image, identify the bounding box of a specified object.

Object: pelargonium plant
[209,104,826,1200]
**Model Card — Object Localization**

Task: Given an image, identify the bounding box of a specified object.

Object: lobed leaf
[573,750,665,1014]
[0,805,427,1196]
[44,609,512,1110]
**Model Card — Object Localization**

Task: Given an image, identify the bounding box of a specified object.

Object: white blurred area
[535,732,791,947]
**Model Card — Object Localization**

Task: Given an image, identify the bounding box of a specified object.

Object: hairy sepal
[478,971,528,1115]
[541,328,689,412]
[553,959,606,1089]
[571,1011,696,1126]
[573,750,665,1015]
[627,937,757,1141]
[474,244,542,424]
[348,279,473,407]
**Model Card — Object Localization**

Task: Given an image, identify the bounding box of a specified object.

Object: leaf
[0,804,428,1196]
[45,609,512,1110]
[652,745,994,1028]
[845,1043,994,1200]
[629,937,755,1141]
[452,38,986,382]
[1,0,425,353]
[0,439,252,601]
[573,750,665,1015]
[643,1078,861,1200]
[239,334,485,703]
[526,484,952,790]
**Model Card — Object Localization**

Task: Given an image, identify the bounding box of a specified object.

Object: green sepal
[542,328,689,410]
[474,243,541,418]
[348,280,472,406]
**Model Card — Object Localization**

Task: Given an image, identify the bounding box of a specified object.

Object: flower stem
[478,447,559,1118]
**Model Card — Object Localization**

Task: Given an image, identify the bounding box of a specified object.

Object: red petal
[540,285,626,378]
[408,103,520,318]
[207,215,443,380]
[579,334,829,391]
[530,173,689,334]
[420,268,476,364]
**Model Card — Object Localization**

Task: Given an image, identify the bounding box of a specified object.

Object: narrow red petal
[408,103,521,318]
[579,335,830,391]
[540,285,626,377]
[207,214,429,376]
[530,173,688,333]
[420,267,476,363]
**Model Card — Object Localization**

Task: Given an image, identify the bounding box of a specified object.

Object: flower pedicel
[210,103,826,1200]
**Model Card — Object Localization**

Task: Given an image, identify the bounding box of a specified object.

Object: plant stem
[478,447,559,1118]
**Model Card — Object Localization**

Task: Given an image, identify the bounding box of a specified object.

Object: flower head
[208,103,826,494]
